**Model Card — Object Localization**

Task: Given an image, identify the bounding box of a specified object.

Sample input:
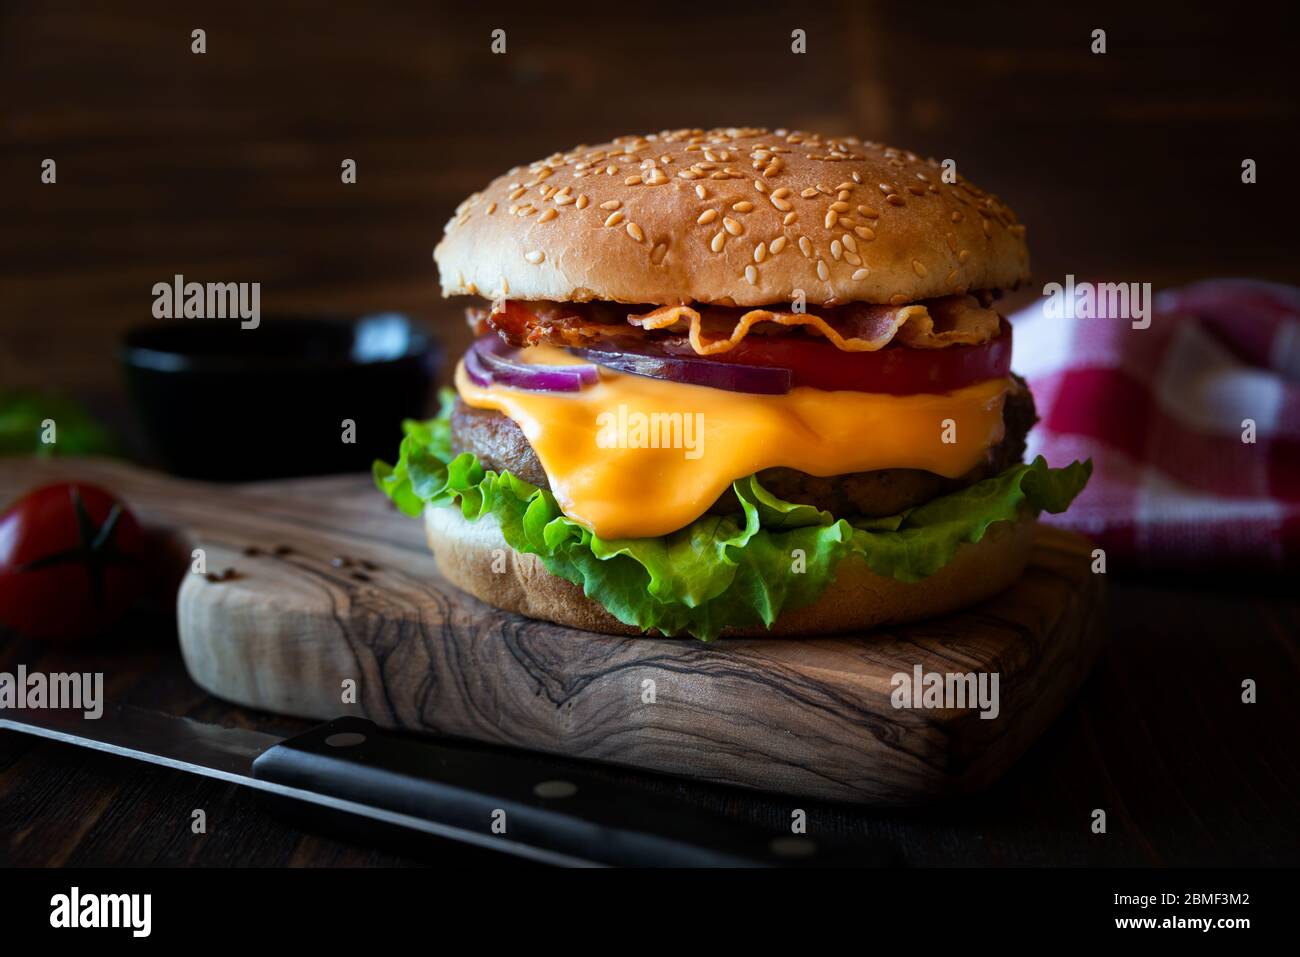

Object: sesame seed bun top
[435,127,1030,308]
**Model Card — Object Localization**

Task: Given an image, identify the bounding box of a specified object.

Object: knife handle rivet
[533,780,577,799]
[768,837,817,859]
[324,732,367,748]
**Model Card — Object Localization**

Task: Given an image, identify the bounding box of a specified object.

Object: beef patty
[450,375,1037,520]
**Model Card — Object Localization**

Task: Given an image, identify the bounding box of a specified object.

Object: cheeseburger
[376,127,1089,640]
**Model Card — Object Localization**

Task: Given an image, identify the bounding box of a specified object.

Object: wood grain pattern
[2,457,1104,805]
[3,2,1297,397]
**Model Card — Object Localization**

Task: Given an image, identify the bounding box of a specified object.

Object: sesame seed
[854,225,875,241]
[886,194,905,207]
[679,170,701,180]
[841,234,858,253]
[816,260,829,281]
[951,210,963,223]
[710,231,726,253]
[783,212,797,225]
[554,194,575,206]
[732,200,754,212]
[830,201,849,212]
[624,175,642,186]
[695,184,708,200]
[538,208,558,223]
[845,252,862,266]
[754,180,769,193]
[745,264,759,285]
[754,242,767,263]
[485,202,497,214]
[851,268,869,280]
[651,242,668,264]
[604,211,625,227]
[958,249,971,263]
[770,196,792,212]
[698,209,719,225]
[723,217,744,236]
[800,187,819,198]
[824,210,839,228]
[769,236,787,254]
[857,205,880,218]
[627,222,645,242]
[912,259,928,277]
[575,195,589,209]
[830,240,843,260]
[600,200,622,210]
[798,236,813,258]
[525,250,545,264]
[509,187,527,200]
[889,294,909,306]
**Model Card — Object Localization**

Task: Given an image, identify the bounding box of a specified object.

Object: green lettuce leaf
[0,392,117,457]
[375,392,1091,641]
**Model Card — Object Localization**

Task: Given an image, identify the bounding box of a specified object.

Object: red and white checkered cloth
[1010,278,1300,569]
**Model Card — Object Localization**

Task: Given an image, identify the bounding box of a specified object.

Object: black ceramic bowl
[121,314,440,481]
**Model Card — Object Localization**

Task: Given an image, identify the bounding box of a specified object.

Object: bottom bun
[423,506,1036,638]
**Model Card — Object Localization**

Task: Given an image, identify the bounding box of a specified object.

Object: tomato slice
[664,318,1012,394]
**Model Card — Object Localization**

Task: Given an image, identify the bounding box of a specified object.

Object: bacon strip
[474,294,1001,354]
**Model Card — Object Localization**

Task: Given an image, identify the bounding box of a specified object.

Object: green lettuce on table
[375,391,1090,641]
[0,392,117,457]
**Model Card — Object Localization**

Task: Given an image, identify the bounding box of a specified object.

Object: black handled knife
[0,706,881,867]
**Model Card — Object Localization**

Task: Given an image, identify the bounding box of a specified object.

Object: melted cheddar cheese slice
[455,346,1009,540]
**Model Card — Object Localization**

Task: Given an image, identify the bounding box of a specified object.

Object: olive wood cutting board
[1,457,1105,805]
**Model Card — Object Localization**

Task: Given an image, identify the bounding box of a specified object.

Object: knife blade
[0,706,875,867]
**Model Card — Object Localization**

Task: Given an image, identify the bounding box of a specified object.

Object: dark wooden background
[2,1,1298,866]
[3,0,1297,396]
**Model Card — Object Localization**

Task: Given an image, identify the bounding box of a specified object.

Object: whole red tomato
[0,482,150,644]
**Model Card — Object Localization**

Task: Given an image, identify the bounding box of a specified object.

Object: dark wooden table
[3,567,1297,866]
[2,0,1298,866]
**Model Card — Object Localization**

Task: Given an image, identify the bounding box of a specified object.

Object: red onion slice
[467,336,598,392]
[462,342,495,387]
[571,341,791,395]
